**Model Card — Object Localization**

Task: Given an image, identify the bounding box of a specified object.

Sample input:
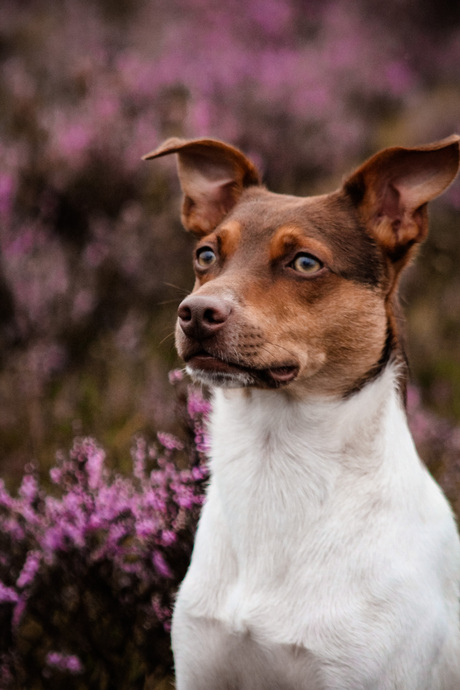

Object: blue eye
[196,247,217,268]
[292,253,322,274]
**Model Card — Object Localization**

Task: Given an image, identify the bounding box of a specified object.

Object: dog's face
[175,190,389,396]
[144,136,460,397]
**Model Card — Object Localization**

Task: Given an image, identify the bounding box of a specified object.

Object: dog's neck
[208,363,418,510]
[206,363,422,578]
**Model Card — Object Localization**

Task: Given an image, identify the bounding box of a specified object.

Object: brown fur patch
[269,225,333,266]
[217,221,242,260]
[177,188,391,397]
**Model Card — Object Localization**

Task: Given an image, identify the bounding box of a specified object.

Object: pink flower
[18,475,38,504]
[46,652,84,674]
[187,389,211,419]
[0,582,19,604]
[85,445,105,490]
[157,432,184,451]
[161,530,177,546]
[152,551,172,578]
[49,467,62,484]
[16,551,41,589]
[168,369,185,384]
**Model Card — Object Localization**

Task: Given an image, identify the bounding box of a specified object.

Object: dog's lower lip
[186,353,299,384]
[267,365,299,383]
[187,353,240,374]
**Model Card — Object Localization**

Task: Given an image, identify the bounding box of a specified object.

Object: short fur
[145,135,460,689]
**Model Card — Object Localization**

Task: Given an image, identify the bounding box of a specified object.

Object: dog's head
[144,136,459,397]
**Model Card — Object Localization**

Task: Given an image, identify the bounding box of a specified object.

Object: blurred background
[1,0,460,485]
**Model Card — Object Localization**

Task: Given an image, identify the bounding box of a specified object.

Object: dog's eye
[291,253,323,275]
[196,247,217,269]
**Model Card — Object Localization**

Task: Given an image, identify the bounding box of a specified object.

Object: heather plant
[0,372,210,690]
[1,0,460,474]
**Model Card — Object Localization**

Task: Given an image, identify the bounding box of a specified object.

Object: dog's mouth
[185,352,300,388]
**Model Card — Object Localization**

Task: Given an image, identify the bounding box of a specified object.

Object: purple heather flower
[85,446,106,490]
[16,551,41,589]
[46,652,84,675]
[41,526,64,558]
[160,530,177,546]
[157,432,184,451]
[168,369,185,384]
[191,466,208,481]
[0,582,19,604]
[187,389,211,419]
[132,436,147,480]
[152,551,172,579]
[18,475,38,503]
[0,479,14,510]
[2,516,25,541]
[49,467,62,484]
[135,518,158,540]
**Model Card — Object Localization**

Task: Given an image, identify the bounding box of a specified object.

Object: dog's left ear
[344,135,460,261]
[143,138,260,237]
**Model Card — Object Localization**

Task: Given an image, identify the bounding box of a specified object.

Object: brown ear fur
[143,138,260,236]
[344,135,460,263]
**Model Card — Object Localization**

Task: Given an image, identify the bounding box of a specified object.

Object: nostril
[203,307,227,324]
[178,304,192,322]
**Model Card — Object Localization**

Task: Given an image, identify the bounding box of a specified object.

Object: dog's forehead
[227,187,318,234]
[227,187,359,241]
[221,187,385,286]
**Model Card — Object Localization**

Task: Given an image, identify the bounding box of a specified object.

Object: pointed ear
[343,135,460,261]
[143,137,261,236]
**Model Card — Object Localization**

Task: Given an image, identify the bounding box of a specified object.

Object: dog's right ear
[143,138,260,237]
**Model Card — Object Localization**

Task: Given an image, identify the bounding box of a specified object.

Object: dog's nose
[178,295,232,339]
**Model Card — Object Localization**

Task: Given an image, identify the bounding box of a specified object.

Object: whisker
[157,298,183,306]
[158,331,176,347]
[163,282,190,295]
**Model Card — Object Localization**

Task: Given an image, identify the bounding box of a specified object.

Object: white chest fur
[172,367,460,690]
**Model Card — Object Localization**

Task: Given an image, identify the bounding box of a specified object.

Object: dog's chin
[184,354,299,389]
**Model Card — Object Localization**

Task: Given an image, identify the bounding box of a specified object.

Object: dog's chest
[173,379,460,689]
[177,462,443,688]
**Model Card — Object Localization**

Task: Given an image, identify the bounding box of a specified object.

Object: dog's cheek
[289,285,387,395]
[323,291,387,383]
[253,311,329,380]
[296,349,327,380]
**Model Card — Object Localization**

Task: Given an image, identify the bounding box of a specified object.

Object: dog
[144,135,460,689]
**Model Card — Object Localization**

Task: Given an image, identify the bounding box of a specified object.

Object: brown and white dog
[145,136,460,689]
